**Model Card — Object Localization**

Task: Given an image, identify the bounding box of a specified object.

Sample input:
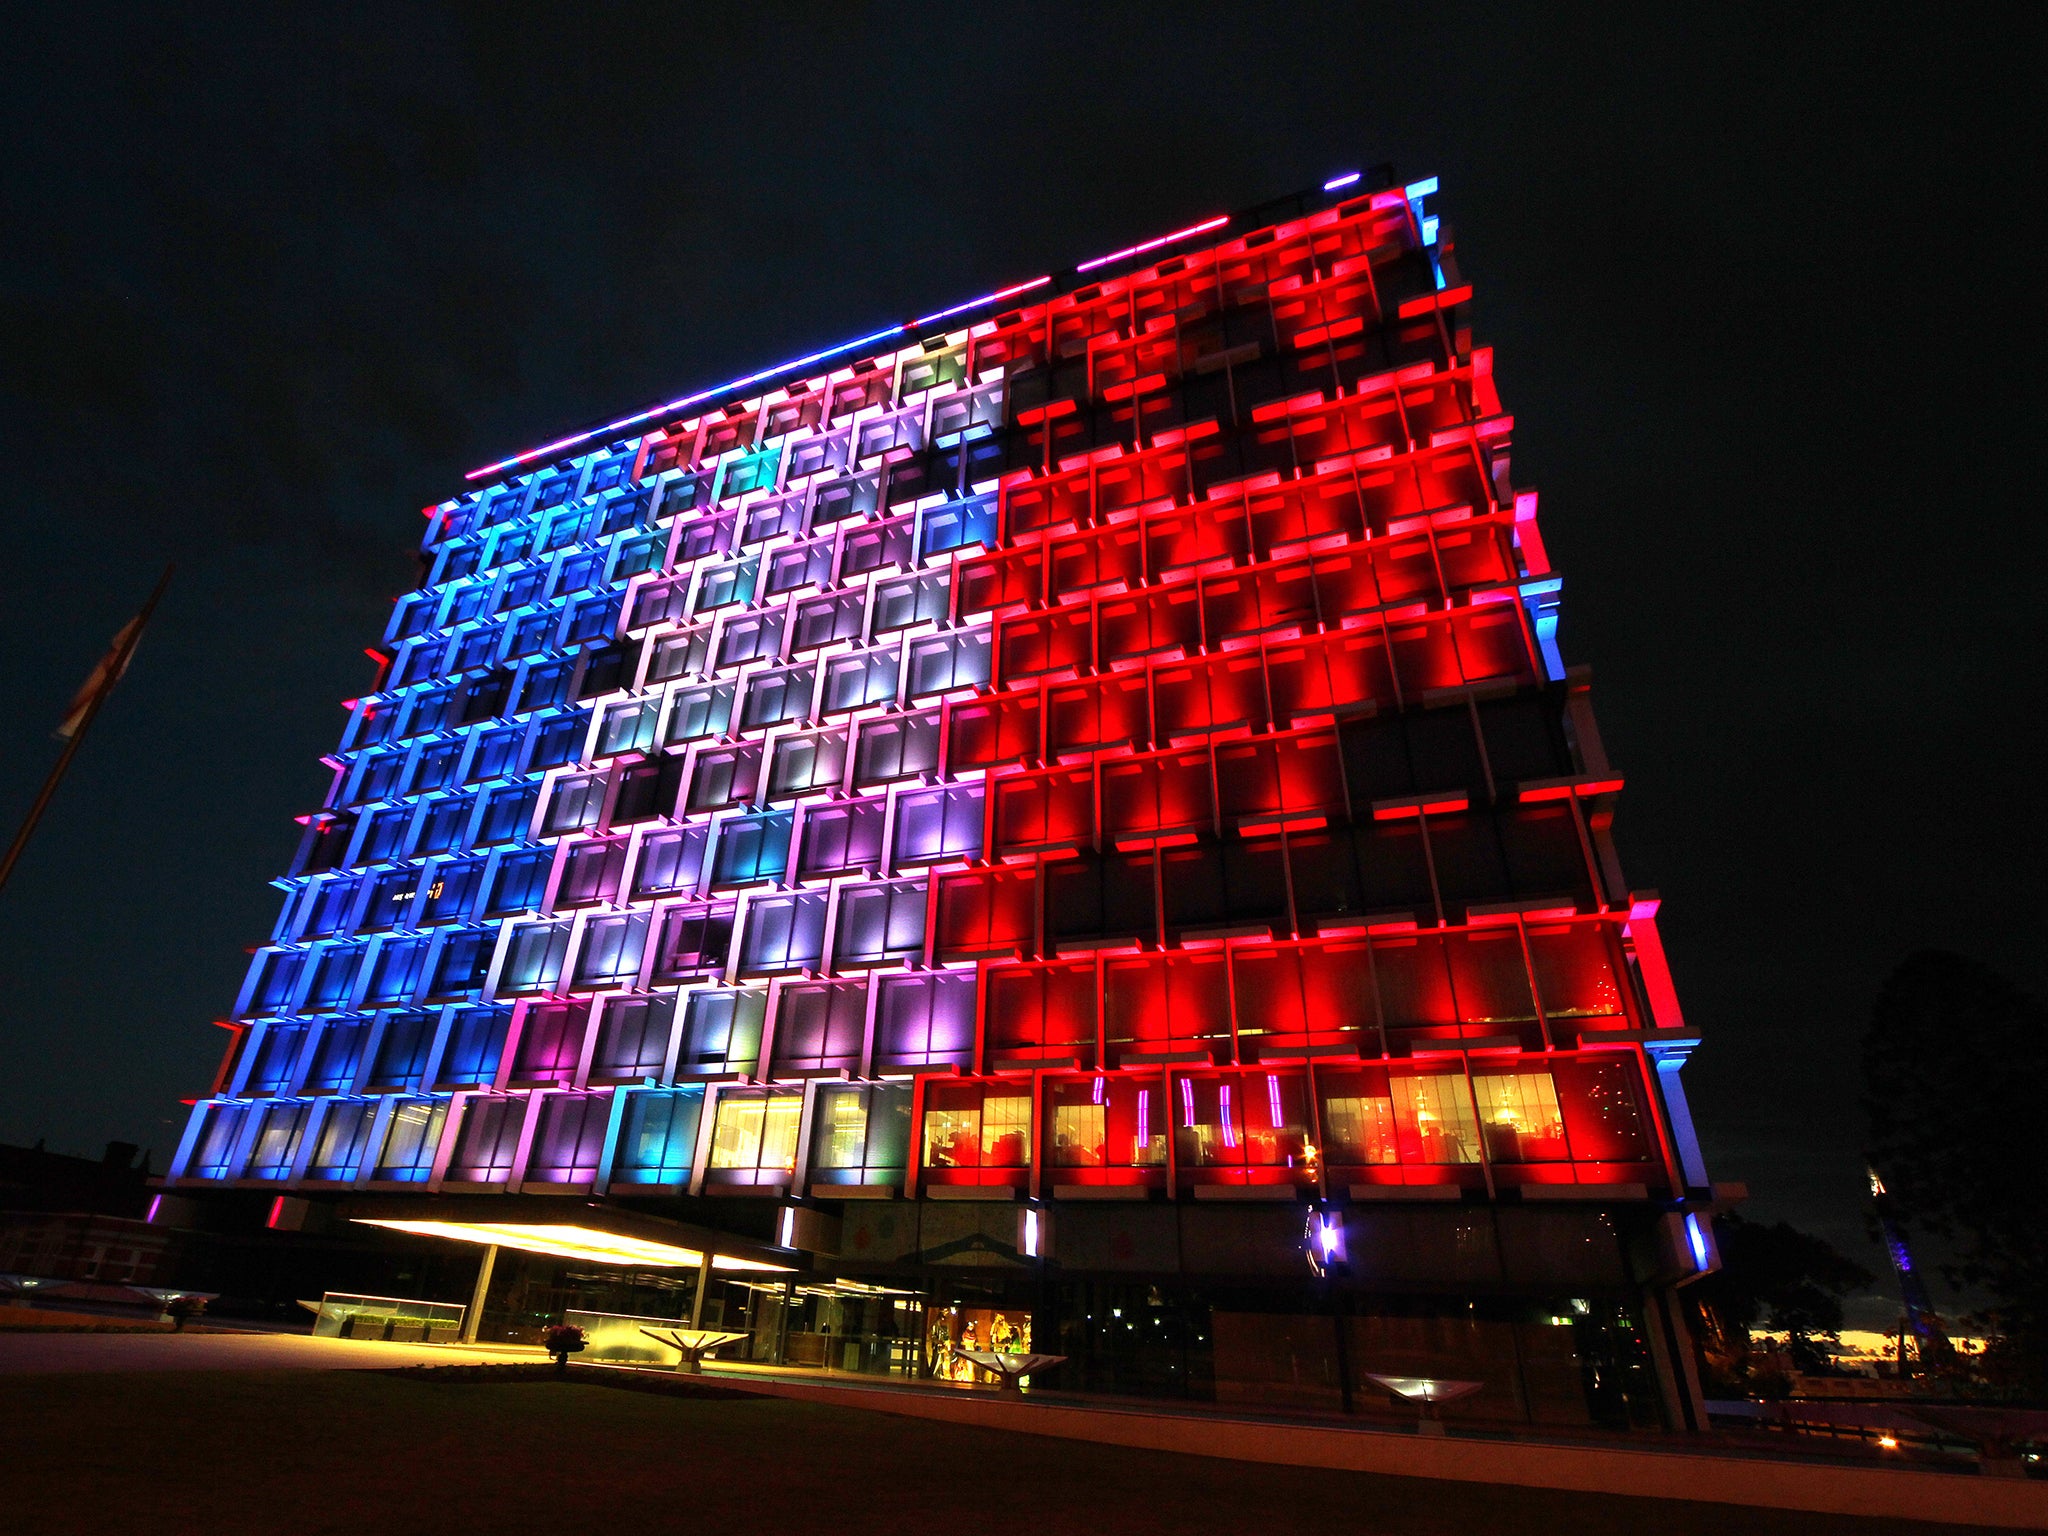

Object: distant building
[162,172,1723,1430]
[0,1141,171,1286]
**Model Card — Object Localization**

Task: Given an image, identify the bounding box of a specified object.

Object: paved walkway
[0,1329,536,1374]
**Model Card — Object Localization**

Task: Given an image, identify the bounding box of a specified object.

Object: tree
[1690,1214,1873,1380]
[1862,951,2048,1387]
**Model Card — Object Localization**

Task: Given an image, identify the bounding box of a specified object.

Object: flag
[55,615,144,740]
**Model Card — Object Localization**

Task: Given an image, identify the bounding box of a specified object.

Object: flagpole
[0,563,174,901]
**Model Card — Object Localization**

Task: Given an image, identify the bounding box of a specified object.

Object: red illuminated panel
[1001,464,1091,539]
[1152,653,1268,738]
[934,866,1036,959]
[1448,604,1536,686]
[957,545,1042,614]
[1092,441,1190,518]
[1214,729,1344,825]
[1100,746,1213,841]
[1144,499,1250,575]
[1042,673,1145,756]
[1097,586,1200,663]
[1245,467,1366,554]
[1432,518,1517,591]
[1232,940,1373,1055]
[998,607,1092,683]
[1103,950,1229,1062]
[1200,560,1316,641]
[1048,523,1144,598]
[947,692,1041,770]
[984,958,1098,1064]
[992,763,1094,853]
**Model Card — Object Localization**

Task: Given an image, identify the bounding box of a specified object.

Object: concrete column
[461,1244,498,1345]
[689,1247,715,1327]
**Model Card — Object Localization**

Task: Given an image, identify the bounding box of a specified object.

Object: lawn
[0,1370,1988,1536]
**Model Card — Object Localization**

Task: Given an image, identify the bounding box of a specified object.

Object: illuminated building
[165,170,1721,1429]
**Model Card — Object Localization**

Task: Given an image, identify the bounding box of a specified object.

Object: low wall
[706,1372,2046,1529]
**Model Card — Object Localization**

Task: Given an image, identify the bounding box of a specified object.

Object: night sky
[2,6,2038,1328]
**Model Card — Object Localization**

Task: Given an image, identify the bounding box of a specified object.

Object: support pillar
[461,1244,498,1345]
[690,1248,715,1327]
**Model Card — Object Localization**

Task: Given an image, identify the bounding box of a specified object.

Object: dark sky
[2,5,2039,1327]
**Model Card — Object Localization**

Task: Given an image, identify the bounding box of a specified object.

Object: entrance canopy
[354,1219,792,1272]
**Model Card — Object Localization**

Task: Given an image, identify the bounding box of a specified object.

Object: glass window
[811,1083,912,1184]
[872,570,950,633]
[557,838,627,908]
[612,1088,704,1184]
[373,1097,449,1183]
[241,1102,304,1181]
[305,1021,370,1093]
[1317,1067,1399,1166]
[852,710,940,786]
[357,867,421,934]
[737,891,827,975]
[688,743,760,811]
[590,995,675,1081]
[476,784,539,847]
[648,626,710,683]
[411,795,474,857]
[510,1002,587,1084]
[771,981,867,1074]
[467,726,525,783]
[1388,1073,1482,1164]
[666,682,734,745]
[244,1024,306,1093]
[712,810,792,884]
[527,1093,610,1183]
[893,785,984,864]
[437,1006,511,1086]
[792,590,864,650]
[922,1081,1031,1170]
[363,937,432,1008]
[599,699,660,756]
[742,664,815,729]
[1472,1071,1568,1163]
[1172,1071,1310,1170]
[823,645,899,713]
[529,710,590,771]
[832,880,927,967]
[518,659,577,715]
[545,773,607,835]
[632,827,707,898]
[707,1088,802,1178]
[231,1102,296,1180]
[189,1104,250,1180]
[499,921,571,996]
[797,798,885,877]
[307,1100,376,1180]
[1048,1077,1166,1168]
[873,971,975,1064]
[575,913,650,986]
[768,728,848,798]
[486,848,553,913]
[651,902,736,979]
[299,874,361,939]
[420,858,486,925]
[1552,1057,1650,1163]
[447,1095,525,1181]
[368,1013,438,1093]
[677,987,765,1071]
[908,626,991,697]
[428,927,495,999]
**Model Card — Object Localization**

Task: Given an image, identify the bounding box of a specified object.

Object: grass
[0,1369,1991,1536]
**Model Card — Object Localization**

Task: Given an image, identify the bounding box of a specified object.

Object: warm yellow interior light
[353,1219,791,1272]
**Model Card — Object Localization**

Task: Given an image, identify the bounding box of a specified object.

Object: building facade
[166,172,1721,1429]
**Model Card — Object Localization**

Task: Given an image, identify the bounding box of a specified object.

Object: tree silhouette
[1862,951,2048,1389]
